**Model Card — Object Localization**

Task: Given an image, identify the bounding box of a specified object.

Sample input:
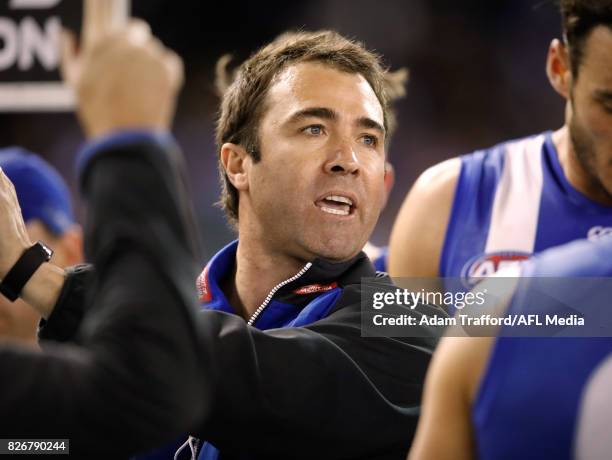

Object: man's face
[243,61,386,262]
[568,26,612,201]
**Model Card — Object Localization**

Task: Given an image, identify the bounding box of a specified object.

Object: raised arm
[0,1,204,456]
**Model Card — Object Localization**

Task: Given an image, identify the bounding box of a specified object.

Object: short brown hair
[560,0,612,77]
[215,30,407,227]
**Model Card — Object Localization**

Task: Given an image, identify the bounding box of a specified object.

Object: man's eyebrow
[286,107,337,124]
[286,108,385,134]
[356,117,385,135]
[594,90,612,101]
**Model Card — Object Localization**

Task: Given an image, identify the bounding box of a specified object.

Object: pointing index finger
[82,0,130,49]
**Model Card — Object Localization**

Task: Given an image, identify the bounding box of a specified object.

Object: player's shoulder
[444,132,550,204]
[389,158,461,277]
[528,235,612,277]
[410,157,462,202]
[401,156,462,227]
[411,132,546,202]
[461,131,549,168]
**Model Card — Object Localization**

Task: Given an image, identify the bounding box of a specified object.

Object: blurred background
[0,0,564,264]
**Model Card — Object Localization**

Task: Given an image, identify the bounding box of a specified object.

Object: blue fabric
[473,237,612,460]
[0,147,74,235]
[76,130,174,177]
[288,288,342,327]
[133,437,184,460]
[197,443,220,460]
[440,132,612,283]
[198,240,240,315]
[439,141,506,277]
[372,246,388,273]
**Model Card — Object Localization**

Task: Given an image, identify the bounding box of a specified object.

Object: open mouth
[315,194,355,217]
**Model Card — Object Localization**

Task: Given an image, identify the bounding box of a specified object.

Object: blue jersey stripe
[440,145,506,277]
[442,132,612,283]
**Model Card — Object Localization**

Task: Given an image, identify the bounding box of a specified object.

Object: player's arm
[0,0,183,323]
[388,158,460,277]
[0,134,204,456]
[0,173,66,319]
[407,335,494,460]
[0,2,203,456]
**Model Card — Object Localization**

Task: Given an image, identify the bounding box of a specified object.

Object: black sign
[0,0,127,111]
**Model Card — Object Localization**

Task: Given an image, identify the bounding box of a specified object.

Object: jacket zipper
[246,262,313,326]
[174,435,200,460]
[175,263,313,460]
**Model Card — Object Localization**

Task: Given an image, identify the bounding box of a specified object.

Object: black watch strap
[0,241,53,302]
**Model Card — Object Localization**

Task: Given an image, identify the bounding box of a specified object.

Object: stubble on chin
[569,116,612,198]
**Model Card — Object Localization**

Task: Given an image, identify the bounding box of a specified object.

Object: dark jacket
[0,133,205,458]
[43,138,443,460]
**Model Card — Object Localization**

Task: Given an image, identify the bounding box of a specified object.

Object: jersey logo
[293,282,338,295]
[461,251,530,287]
[588,226,612,241]
[196,264,212,303]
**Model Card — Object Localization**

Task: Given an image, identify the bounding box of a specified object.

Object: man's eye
[303,125,323,135]
[362,135,378,147]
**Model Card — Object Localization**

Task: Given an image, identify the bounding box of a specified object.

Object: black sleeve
[38,264,95,343]
[43,280,434,460]
[0,138,205,458]
[45,229,438,459]
[193,286,439,460]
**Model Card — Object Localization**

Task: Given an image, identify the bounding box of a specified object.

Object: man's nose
[323,139,359,176]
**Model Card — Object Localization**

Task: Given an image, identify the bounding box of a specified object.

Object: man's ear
[546,38,572,99]
[220,143,250,191]
[383,161,395,208]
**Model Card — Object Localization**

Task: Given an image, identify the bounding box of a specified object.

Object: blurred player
[0,148,82,345]
[0,0,205,456]
[575,351,612,459]
[407,235,612,460]
[363,161,395,271]
[388,0,612,286]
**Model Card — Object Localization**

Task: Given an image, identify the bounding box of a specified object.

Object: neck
[553,126,612,206]
[224,234,309,320]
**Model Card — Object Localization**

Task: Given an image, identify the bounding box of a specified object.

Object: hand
[0,168,33,279]
[61,0,184,139]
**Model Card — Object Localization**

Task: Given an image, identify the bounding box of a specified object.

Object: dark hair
[214,30,407,227]
[560,0,612,76]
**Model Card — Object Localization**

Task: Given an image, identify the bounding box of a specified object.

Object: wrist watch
[0,241,53,302]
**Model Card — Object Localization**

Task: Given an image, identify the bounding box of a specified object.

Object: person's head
[216,30,406,262]
[546,0,612,203]
[0,148,82,344]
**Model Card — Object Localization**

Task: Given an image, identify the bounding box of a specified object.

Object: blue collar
[196,239,375,328]
[197,240,239,314]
